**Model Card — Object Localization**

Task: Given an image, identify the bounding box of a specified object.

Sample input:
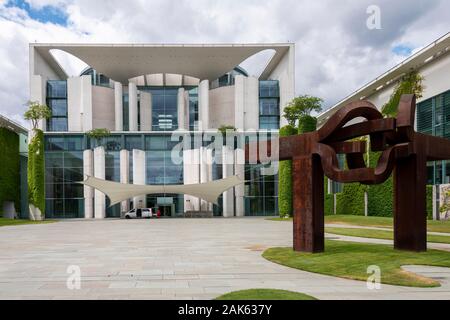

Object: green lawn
[0,218,55,227]
[263,240,450,287]
[326,227,450,244]
[215,289,317,300]
[267,215,450,233]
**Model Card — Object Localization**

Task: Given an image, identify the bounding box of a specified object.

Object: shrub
[278,125,298,217]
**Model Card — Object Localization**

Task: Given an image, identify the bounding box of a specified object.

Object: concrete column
[184,91,190,129]
[200,147,208,211]
[94,146,105,219]
[114,82,123,131]
[234,75,245,130]
[244,77,259,130]
[129,82,138,131]
[234,148,245,217]
[83,149,94,219]
[132,149,146,209]
[29,75,46,131]
[222,145,234,217]
[207,148,214,211]
[68,76,92,132]
[140,91,152,131]
[120,149,130,214]
[177,88,186,130]
[198,80,209,130]
[183,149,200,212]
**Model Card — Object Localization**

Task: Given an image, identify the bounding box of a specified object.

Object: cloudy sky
[0,0,449,128]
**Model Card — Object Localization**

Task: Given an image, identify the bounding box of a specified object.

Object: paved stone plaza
[0,218,449,300]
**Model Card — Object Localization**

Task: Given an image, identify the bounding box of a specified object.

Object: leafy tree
[283,95,323,127]
[381,71,424,117]
[23,101,52,130]
[86,128,111,147]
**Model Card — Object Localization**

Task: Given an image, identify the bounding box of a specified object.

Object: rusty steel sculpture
[248,94,450,253]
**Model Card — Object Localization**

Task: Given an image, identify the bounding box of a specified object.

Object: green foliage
[381,71,424,117]
[86,128,111,146]
[283,95,323,127]
[336,183,366,216]
[0,128,20,214]
[366,151,393,217]
[28,129,45,216]
[263,241,450,287]
[324,178,334,215]
[278,125,298,217]
[23,101,52,130]
[216,289,317,300]
[298,115,317,134]
[427,185,434,220]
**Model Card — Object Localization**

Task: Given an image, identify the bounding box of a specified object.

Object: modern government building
[28,43,295,219]
[11,33,448,220]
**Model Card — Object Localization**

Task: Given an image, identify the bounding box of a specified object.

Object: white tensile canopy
[80,175,244,206]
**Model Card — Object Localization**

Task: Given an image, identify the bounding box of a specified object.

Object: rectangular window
[417,90,450,184]
[259,81,280,130]
[139,87,179,131]
[46,81,68,132]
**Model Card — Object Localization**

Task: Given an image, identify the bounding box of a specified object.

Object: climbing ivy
[278,125,298,217]
[28,129,45,218]
[381,71,424,117]
[0,128,20,215]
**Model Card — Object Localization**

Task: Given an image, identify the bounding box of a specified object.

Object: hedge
[28,129,45,217]
[0,127,20,215]
[324,178,333,215]
[278,125,298,217]
[298,115,317,134]
[330,149,434,219]
[336,183,366,216]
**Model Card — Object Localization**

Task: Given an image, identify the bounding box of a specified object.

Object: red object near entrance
[157,209,161,218]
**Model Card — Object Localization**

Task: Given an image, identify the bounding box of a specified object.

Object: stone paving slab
[0,218,449,300]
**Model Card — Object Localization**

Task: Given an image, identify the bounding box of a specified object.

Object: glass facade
[44,135,85,218]
[417,90,450,184]
[138,87,179,131]
[210,67,249,89]
[46,80,68,131]
[80,67,112,88]
[145,135,183,185]
[244,164,278,216]
[44,132,279,218]
[188,88,199,131]
[259,80,280,130]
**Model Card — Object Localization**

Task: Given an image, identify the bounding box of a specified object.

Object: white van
[124,208,153,219]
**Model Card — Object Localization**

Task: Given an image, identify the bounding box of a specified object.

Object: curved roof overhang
[32,43,292,83]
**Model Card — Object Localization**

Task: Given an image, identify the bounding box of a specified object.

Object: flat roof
[31,43,293,83]
[0,114,28,135]
[318,32,450,124]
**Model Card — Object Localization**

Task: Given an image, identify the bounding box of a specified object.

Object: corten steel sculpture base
[247,94,450,253]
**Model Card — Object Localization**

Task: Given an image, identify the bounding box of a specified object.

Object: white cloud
[0,0,449,128]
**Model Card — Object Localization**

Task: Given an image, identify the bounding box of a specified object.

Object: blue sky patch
[392,44,414,57]
[6,0,68,26]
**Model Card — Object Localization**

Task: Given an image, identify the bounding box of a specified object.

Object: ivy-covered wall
[324,178,333,215]
[326,149,434,219]
[336,183,366,216]
[366,151,393,217]
[0,127,20,215]
[278,125,297,217]
[28,129,45,217]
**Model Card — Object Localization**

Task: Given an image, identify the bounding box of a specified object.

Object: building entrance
[158,204,175,217]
